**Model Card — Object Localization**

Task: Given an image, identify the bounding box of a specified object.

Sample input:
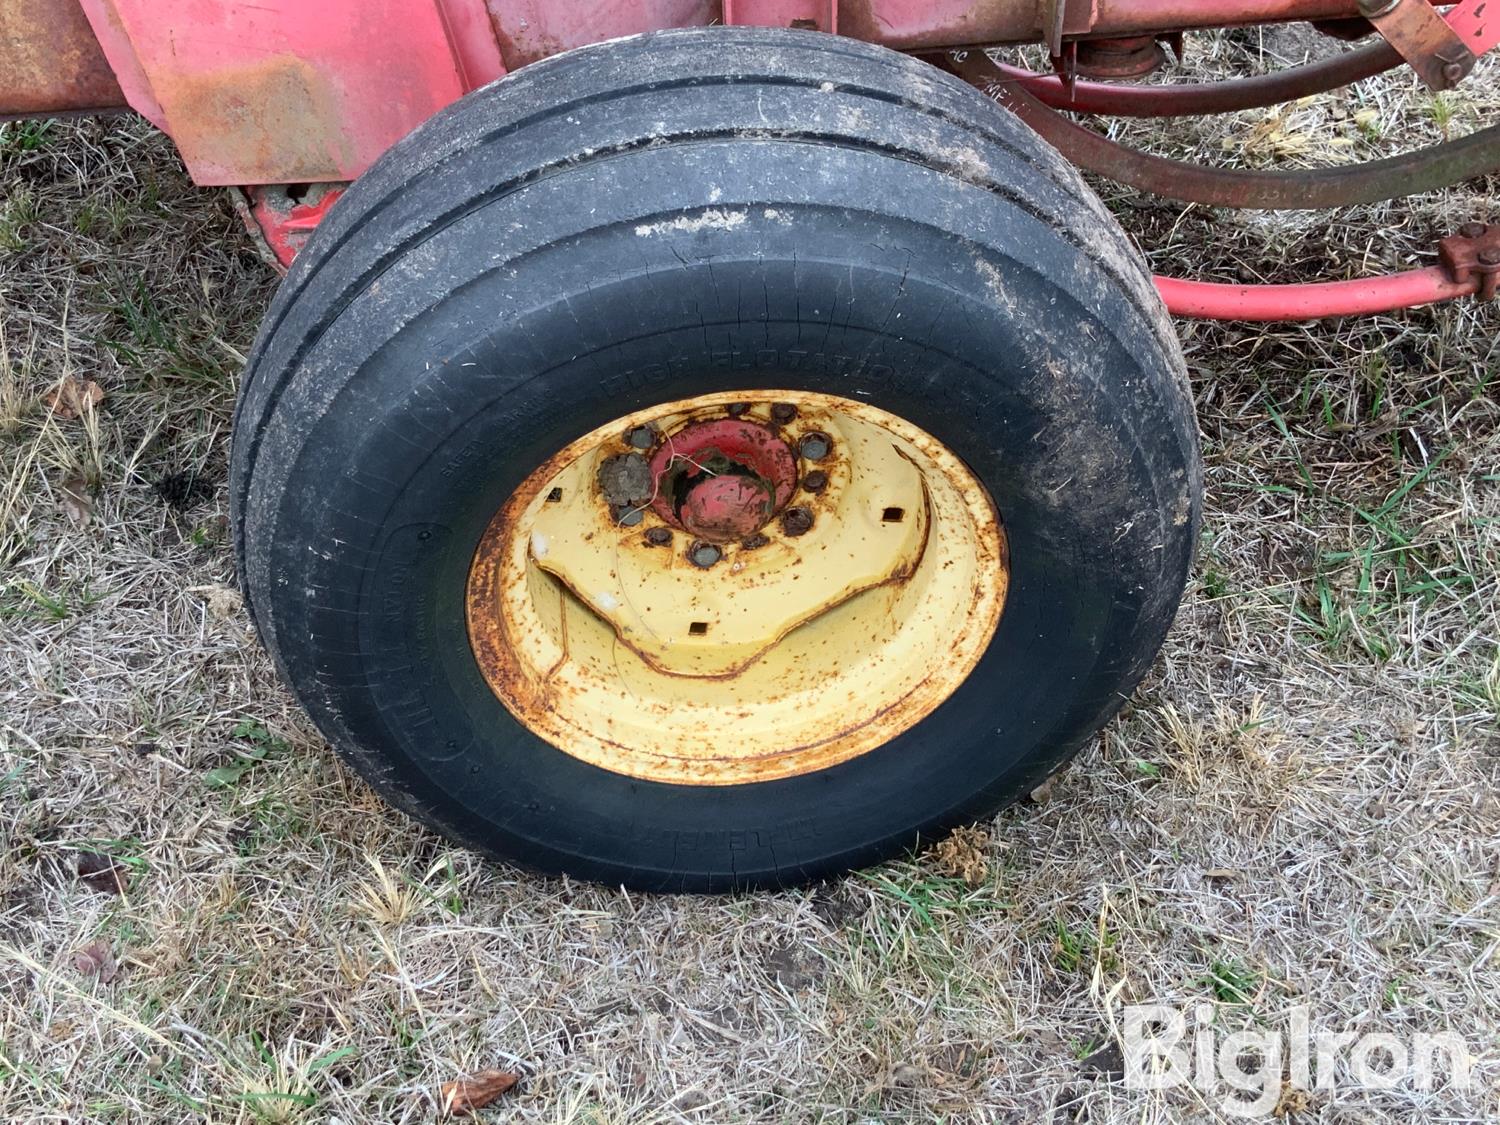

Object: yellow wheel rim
[466,391,1008,785]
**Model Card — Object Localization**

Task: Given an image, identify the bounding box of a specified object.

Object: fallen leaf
[1274,1081,1315,1117]
[1029,769,1064,804]
[73,938,117,983]
[929,824,990,887]
[59,472,92,527]
[42,375,104,420]
[439,1069,519,1117]
[76,852,128,895]
[186,584,243,620]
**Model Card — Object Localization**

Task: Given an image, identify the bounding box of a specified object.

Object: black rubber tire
[231,27,1200,892]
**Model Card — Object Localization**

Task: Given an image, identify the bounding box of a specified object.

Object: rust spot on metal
[597,453,653,510]
[154,56,354,185]
[0,0,125,117]
[1438,222,1500,300]
[950,50,1500,209]
[646,418,798,541]
[1074,36,1167,79]
[779,506,814,537]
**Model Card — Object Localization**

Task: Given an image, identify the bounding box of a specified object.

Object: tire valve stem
[645,526,673,547]
[770,402,798,425]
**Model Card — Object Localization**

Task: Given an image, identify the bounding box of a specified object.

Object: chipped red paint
[71,0,502,185]
[0,0,124,119]
[646,419,799,542]
[5,0,1485,186]
[8,0,1495,315]
[239,185,346,273]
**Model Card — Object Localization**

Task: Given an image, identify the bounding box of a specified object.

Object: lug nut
[798,431,831,460]
[613,505,644,526]
[1459,222,1488,239]
[645,526,672,546]
[741,532,769,550]
[780,506,814,537]
[1479,247,1500,266]
[625,425,656,450]
[689,541,722,568]
[770,402,798,424]
[726,402,750,417]
[801,470,828,493]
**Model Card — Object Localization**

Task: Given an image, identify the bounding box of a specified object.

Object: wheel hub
[646,417,798,542]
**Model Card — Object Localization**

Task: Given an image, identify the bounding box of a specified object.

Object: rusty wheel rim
[466,391,1008,785]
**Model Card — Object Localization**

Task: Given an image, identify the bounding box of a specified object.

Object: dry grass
[2,30,1498,1123]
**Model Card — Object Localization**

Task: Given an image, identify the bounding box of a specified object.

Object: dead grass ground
[2,28,1498,1124]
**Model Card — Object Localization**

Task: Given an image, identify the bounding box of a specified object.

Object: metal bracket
[721,0,837,32]
[1040,0,1097,57]
[1439,223,1500,301]
[1358,0,1477,90]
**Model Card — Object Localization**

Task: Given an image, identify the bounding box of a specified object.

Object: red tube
[1154,267,1478,320]
[987,43,1400,116]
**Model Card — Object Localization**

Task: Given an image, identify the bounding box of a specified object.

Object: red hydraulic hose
[1154,267,1478,320]
[989,43,1401,116]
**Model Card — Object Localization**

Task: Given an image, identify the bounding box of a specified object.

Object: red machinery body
[7,0,1490,186]
[3,0,1497,318]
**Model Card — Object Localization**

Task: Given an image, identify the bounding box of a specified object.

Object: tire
[230,27,1201,892]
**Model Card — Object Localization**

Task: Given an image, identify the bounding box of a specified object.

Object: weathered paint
[0,0,123,118]
[484,0,716,69]
[466,391,1008,786]
[722,0,839,31]
[644,417,800,541]
[15,0,1494,190]
[72,0,502,185]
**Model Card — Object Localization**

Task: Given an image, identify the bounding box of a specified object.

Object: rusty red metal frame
[947,0,1500,318]
[1359,0,1477,90]
[5,0,1495,319]
[0,0,124,120]
[961,65,1500,210]
[982,41,1405,116]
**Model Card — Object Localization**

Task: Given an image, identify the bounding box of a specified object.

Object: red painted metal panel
[723,0,839,32]
[483,0,716,68]
[76,0,486,185]
[57,0,1495,193]
[437,0,508,89]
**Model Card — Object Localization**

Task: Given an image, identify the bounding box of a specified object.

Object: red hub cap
[648,419,798,542]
